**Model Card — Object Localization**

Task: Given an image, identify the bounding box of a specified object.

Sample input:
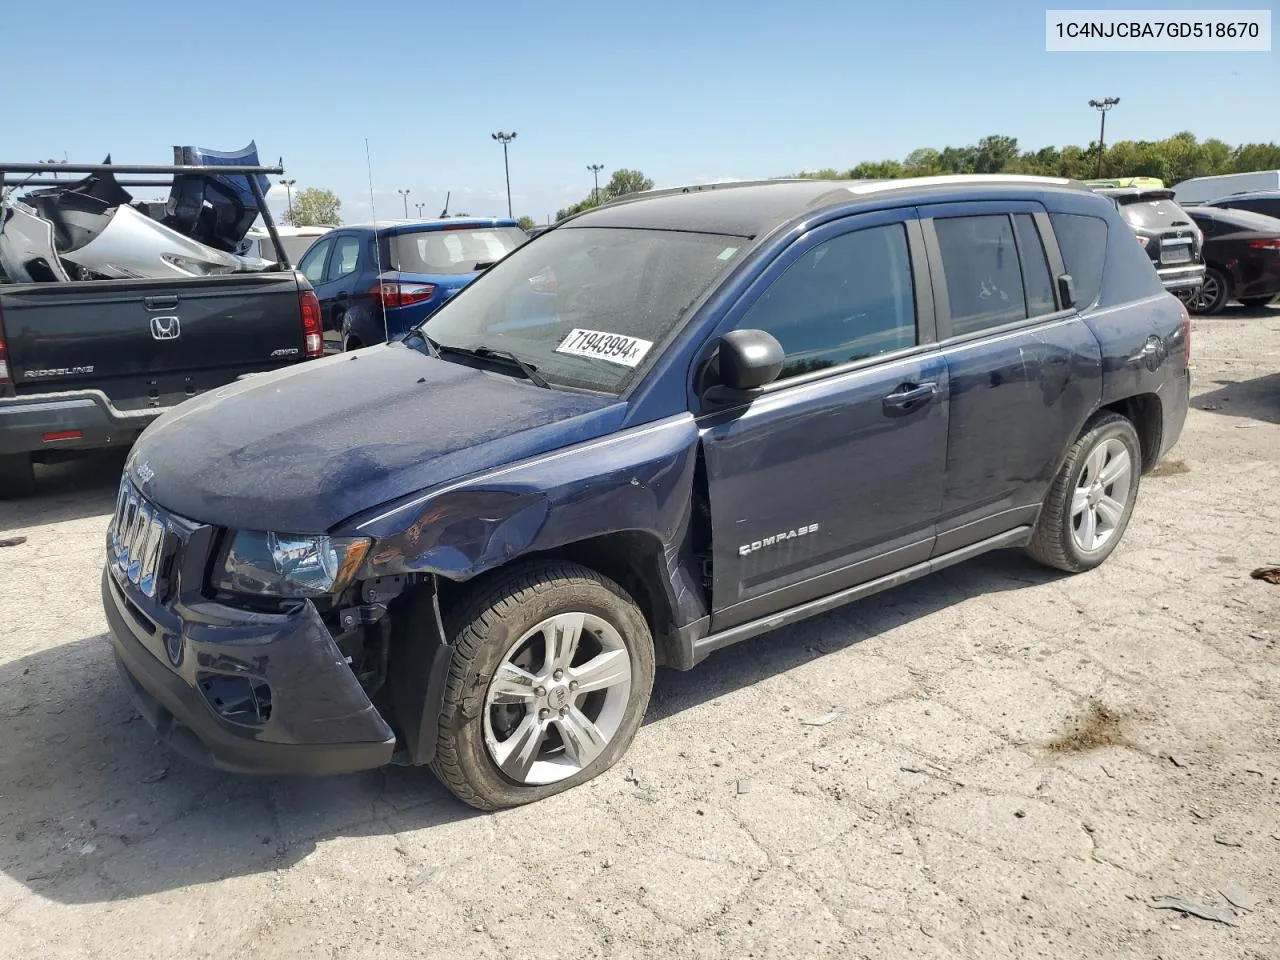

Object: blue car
[103,176,1190,809]
[295,218,527,350]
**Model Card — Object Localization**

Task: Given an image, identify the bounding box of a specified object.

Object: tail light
[0,303,11,391]
[370,282,436,308]
[1178,297,1191,366]
[1247,238,1280,251]
[299,289,323,358]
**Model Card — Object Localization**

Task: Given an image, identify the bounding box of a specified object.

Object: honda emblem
[150,316,181,340]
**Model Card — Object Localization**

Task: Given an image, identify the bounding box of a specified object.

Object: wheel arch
[1101,392,1163,472]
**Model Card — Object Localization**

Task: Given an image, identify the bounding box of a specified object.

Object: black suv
[1094,187,1205,297]
[1203,190,1280,220]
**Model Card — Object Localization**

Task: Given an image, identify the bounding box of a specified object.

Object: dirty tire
[431,561,655,810]
[1026,412,1142,574]
[0,453,36,499]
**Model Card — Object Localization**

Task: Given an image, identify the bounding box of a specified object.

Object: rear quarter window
[1049,214,1107,308]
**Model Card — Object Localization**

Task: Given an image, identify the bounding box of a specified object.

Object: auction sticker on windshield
[555,328,654,368]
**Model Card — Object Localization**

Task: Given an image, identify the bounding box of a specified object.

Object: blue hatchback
[296,218,527,349]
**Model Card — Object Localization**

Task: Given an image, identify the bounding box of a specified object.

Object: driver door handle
[882,381,938,414]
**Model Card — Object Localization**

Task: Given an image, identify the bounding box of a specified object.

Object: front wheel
[431,562,655,810]
[1026,412,1142,573]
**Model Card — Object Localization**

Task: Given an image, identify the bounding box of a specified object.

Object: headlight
[213,531,371,598]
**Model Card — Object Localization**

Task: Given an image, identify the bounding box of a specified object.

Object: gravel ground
[2,303,1278,960]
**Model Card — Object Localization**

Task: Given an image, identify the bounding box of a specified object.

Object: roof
[340,217,519,232]
[1206,189,1280,202]
[567,175,1089,237]
[1091,187,1177,201]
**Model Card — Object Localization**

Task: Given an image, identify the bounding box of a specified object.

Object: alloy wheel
[1070,438,1133,553]
[482,611,633,785]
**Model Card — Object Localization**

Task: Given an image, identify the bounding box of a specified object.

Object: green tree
[517,215,536,231]
[284,187,341,226]
[973,135,1019,174]
[605,168,655,199]
[555,168,654,221]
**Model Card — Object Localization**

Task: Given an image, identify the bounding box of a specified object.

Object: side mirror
[1057,273,1077,310]
[703,329,785,404]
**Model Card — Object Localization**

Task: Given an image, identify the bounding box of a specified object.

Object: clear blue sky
[7,0,1274,224]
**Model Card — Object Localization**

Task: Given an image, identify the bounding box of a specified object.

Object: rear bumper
[102,567,396,776]
[1156,263,1206,293]
[1158,367,1191,459]
[0,389,162,456]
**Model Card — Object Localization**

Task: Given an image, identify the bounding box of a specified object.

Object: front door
[698,210,950,631]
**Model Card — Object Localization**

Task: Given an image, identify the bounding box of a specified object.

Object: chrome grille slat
[108,478,179,600]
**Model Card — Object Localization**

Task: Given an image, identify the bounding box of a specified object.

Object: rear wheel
[1026,412,1141,573]
[1187,268,1229,315]
[431,562,655,810]
[1240,295,1276,309]
[0,453,36,499]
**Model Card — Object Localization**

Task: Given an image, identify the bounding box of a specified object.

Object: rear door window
[327,235,362,281]
[1013,214,1057,317]
[1049,214,1108,308]
[933,215,1027,336]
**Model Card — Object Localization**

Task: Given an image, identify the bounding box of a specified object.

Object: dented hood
[128,343,625,533]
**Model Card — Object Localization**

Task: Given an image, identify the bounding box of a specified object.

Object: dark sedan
[1204,190,1280,221]
[1183,206,1280,314]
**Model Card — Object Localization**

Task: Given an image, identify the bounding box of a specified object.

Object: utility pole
[587,163,604,204]
[278,179,296,223]
[1088,97,1120,178]
[491,131,517,218]
[397,189,411,218]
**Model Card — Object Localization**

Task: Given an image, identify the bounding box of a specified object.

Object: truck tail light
[1247,238,1280,251]
[0,303,11,389]
[1178,297,1191,366]
[300,289,324,358]
[370,282,436,308]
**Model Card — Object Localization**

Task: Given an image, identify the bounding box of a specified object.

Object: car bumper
[1156,263,1206,293]
[0,389,163,456]
[102,567,396,775]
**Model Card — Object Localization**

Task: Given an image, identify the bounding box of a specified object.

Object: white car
[240,225,332,265]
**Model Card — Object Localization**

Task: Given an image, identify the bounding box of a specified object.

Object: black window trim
[692,206,939,410]
[918,201,1077,344]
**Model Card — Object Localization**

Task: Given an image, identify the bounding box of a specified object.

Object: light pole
[397,189,411,218]
[1088,97,1120,178]
[415,202,425,218]
[278,178,296,223]
[491,131,517,218]
[587,163,604,204]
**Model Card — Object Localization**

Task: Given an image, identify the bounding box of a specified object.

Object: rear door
[317,232,365,331]
[2,272,306,410]
[921,203,1103,553]
[699,209,949,629]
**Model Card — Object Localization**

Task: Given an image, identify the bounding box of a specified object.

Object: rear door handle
[882,381,937,414]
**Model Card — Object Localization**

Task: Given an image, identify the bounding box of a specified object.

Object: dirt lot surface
[2,304,1278,960]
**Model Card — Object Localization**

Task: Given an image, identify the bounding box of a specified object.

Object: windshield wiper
[435,343,550,388]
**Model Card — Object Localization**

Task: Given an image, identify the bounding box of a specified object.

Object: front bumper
[1156,263,1206,293]
[102,566,396,775]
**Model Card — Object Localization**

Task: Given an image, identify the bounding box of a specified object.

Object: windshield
[413,226,747,393]
[390,226,526,275]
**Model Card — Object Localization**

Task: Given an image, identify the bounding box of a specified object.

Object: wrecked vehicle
[0,153,324,497]
[102,175,1189,809]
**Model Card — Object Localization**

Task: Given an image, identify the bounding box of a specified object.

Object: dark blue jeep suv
[295,217,526,350]
[102,175,1190,809]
